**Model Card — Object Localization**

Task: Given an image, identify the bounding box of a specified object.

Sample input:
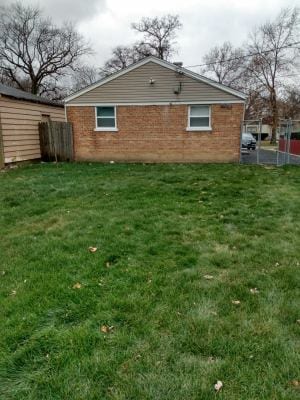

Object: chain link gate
[240,118,300,166]
[277,119,300,166]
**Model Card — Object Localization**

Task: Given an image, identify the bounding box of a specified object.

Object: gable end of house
[65,57,246,105]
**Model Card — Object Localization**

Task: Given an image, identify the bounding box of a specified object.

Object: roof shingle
[0,83,63,107]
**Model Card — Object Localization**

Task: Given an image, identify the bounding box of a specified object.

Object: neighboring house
[0,84,65,166]
[243,122,271,141]
[65,56,246,163]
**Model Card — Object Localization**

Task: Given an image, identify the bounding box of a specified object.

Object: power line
[185,41,300,69]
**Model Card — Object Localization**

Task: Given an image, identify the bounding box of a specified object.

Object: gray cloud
[40,0,106,23]
[1,0,297,69]
[1,0,107,23]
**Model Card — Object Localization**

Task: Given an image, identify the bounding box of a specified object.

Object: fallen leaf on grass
[232,300,241,305]
[290,380,300,389]
[106,262,111,268]
[297,320,300,324]
[263,165,275,170]
[10,290,17,296]
[204,275,214,280]
[250,288,259,294]
[73,282,82,289]
[100,325,114,334]
[214,380,223,392]
[88,247,98,253]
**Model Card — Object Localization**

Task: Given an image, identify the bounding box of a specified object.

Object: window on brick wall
[95,106,117,131]
[187,105,211,131]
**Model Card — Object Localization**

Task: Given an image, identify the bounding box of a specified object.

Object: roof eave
[0,92,64,107]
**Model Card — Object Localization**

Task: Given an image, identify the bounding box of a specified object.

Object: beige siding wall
[68,62,242,104]
[0,96,65,163]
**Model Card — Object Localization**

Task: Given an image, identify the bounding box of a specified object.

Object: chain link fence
[240,119,300,166]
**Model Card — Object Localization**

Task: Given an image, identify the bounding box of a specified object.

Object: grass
[0,162,299,400]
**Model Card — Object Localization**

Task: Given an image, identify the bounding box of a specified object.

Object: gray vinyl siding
[68,62,242,104]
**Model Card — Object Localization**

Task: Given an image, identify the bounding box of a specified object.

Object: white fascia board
[65,100,245,107]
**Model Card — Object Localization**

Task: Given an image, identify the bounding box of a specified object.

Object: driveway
[241,148,300,165]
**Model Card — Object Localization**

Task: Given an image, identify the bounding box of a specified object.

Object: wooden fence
[39,121,73,162]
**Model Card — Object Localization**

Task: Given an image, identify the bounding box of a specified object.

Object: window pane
[97,117,115,127]
[190,117,210,127]
[190,105,209,117]
[97,107,115,117]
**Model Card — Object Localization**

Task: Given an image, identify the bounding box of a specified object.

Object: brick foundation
[66,104,244,163]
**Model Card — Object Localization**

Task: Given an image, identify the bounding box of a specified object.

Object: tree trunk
[31,86,39,95]
[270,89,278,145]
[31,78,40,95]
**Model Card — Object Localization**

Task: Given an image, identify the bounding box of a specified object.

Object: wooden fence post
[39,121,73,162]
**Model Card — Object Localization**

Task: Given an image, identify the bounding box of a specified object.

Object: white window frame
[186,105,212,131]
[94,106,118,132]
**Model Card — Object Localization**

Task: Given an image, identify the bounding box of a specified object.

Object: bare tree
[101,15,182,76]
[100,45,143,76]
[200,41,265,121]
[279,86,300,119]
[0,2,92,98]
[246,7,300,143]
[131,15,182,60]
[201,42,246,88]
[70,65,99,92]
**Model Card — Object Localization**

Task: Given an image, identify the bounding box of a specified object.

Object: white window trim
[186,105,212,131]
[94,106,118,132]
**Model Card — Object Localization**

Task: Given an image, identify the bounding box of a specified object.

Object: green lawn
[0,163,299,399]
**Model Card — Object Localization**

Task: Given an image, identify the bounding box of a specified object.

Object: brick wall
[66,104,244,163]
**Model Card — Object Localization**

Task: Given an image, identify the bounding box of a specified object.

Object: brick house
[65,56,246,163]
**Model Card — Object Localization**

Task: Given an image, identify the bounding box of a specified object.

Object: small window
[188,105,211,130]
[95,106,117,130]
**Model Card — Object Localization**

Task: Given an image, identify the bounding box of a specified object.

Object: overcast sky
[2,0,299,72]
